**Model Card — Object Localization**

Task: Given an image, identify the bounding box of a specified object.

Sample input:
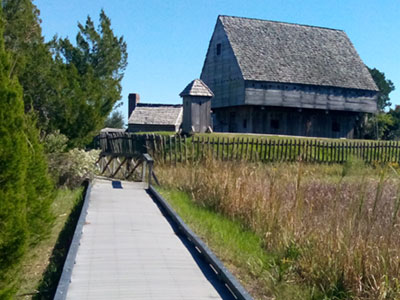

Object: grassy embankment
[156,159,400,300]
[16,188,84,299]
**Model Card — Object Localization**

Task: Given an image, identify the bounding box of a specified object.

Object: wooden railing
[97,132,400,164]
[96,152,158,187]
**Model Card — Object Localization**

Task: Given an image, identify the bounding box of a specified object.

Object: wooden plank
[178,135,182,163]
[216,137,220,160]
[262,139,267,162]
[206,136,210,159]
[231,137,235,161]
[245,138,249,161]
[64,179,228,300]
[196,136,200,161]
[240,138,245,161]
[222,138,226,161]
[270,140,275,161]
[254,139,259,162]
[183,136,187,163]
[174,136,178,165]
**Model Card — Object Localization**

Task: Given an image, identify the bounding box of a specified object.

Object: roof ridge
[218,15,344,32]
[137,103,182,107]
[180,79,214,97]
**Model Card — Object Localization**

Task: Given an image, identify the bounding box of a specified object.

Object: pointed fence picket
[97,132,400,165]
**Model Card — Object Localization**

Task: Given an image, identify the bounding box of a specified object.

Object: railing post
[141,160,147,182]
[142,154,154,188]
[148,160,153,188]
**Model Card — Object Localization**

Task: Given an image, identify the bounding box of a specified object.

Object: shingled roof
[180,79,214,97]
[219,16,378,91]
[128,104,183,126]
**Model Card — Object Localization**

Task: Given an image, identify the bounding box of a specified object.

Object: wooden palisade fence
[97,132,400,164]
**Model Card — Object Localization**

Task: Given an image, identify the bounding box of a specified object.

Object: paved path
[65,178,229,300]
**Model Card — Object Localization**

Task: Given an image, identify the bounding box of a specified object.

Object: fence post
[142,159,147,182]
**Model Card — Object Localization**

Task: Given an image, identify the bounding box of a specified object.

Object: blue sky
[35,0,400,122]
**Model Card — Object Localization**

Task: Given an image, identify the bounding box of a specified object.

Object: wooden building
[127,93,183,132]
[180,79,214,133]
[200,16,379,138]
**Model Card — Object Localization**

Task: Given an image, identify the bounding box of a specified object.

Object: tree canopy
[50,10,127,147]
[3,2,128,147]
[368,67,395,111]
[104,110,125,129]
[0,2,127,297]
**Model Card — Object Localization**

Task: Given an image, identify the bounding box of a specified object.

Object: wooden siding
[182,96,212,133]
[244,82,377,113]
[128,124,179,133]
[213,106,359,138]
[200,19,245,109]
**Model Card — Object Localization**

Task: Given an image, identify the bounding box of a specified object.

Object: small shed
[127,103,183,133]
[180,79,214,133]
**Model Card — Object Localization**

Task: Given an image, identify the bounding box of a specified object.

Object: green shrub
[25,113,55,245]
[48,148,100,188]
[0,18,55,297]
[42,130,68,154]
[0,25,28,297]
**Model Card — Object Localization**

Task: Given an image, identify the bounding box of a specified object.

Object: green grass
[134,131,381,143]
[16,187,84,299]
[157,187,314,300]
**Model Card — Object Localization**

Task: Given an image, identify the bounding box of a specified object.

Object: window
[216,43,221,55]
[332,121,340,132]
[271,119,279,130]
[243,119,247,129]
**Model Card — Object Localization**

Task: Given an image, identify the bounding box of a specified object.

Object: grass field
[158,188,313,299]
[134,131,381,143]
[156,159,400,299]
[16,187,84,299]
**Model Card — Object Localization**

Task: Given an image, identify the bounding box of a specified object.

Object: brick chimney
[128,93,140,117]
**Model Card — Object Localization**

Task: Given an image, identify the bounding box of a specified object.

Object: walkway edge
[149,186,254,300]
[54,181,92,300]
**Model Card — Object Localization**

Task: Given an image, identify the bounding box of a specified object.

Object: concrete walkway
[64,178,229,300]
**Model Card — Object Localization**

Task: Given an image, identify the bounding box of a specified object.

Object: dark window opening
[271,119,280,130]
[243,119,247,129]
[332,121,340,132]
[216,43,221,55]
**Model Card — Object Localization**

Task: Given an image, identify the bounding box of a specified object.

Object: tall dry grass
[157,159,400,299]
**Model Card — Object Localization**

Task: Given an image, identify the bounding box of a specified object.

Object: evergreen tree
[52,10,128,147]
[3,2,128,147]
[24,112,55,245]
[368,67,395,111]
[2,0,57,129]
[0,13,28,297]
[104,110,125,129]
